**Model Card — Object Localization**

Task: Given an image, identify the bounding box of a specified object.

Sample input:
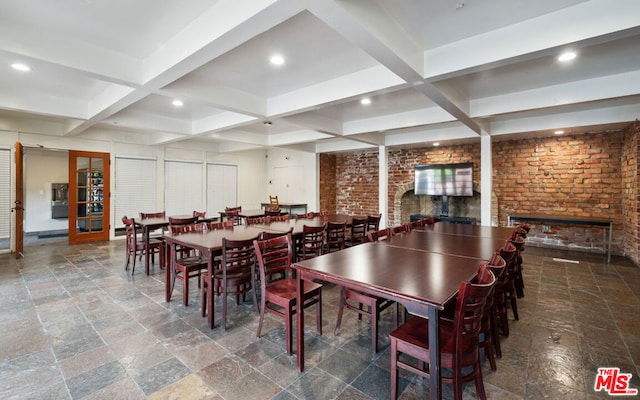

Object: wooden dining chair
[224,206,242,225]
[192,210,206,218]
[201,236,259,330]
[264,207,281,217]
[140,211,167,238]
[296,224,326,261]
[269,195,279,208]
[337,226,396,354]
[203,220,234,231]
[495,240,517,338]
[366,214,382,233]
[389,263,496,400]
[122,216,163,275]
[270,213,290,222]
[325,221,346,253]
[245,216,270,225]
[367,227,391,242]
[253,233,322,354]
[168,222,207,306]
[345,217,367,247]
[390,224,411,235]
[484,252,507,366]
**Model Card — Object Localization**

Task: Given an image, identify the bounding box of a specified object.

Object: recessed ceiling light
[554,130,564,135]
[172,99,184,107]
[360,98,371,105]
[558,51,577,62]
[11,63,30,72]
[270,54,285,65]
[433,142,440,147]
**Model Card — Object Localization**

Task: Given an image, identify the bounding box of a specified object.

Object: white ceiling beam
[343,106,455,136]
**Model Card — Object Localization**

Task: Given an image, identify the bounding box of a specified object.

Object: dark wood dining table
[385,229,507,259]
[293,242,482,400]
[135,214,216,275]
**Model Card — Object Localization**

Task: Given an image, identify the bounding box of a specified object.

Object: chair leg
[390,338,399,400]
[286,306,293,355]
[474,364,488,400]
[183,273,189,306]
[222,285,228,330]
[257,298,266,339]
[201,280,207,318]
[316,291,322,335]
[491,309,502,358]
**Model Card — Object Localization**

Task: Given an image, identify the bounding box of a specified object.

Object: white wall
[2,130,319,243]
[24,149,68,232]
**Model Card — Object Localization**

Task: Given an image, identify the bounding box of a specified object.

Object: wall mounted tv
[414,162,474,196]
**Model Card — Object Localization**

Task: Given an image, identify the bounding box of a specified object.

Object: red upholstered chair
[345,217,367,247]
[336,226,396,354]
[168,222,207,306]
[122,216,163,275]
[325,221,346,253]
[253,233,322,354]
[201,236,259,330]
[389,264,496,400]
[296,224,326,261]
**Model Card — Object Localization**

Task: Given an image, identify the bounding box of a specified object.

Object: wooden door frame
[14,142,24,258]
[68,151,110,244]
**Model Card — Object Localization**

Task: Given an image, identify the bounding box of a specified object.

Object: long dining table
[292,221,519,400]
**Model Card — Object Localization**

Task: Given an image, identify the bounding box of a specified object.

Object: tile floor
[1,238,639,399]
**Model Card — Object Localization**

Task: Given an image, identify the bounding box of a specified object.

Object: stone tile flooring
[1,238,639,399]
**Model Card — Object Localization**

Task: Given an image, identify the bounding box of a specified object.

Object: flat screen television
[414,162,473,196]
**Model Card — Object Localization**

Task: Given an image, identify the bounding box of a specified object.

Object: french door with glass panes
[68,151,110,244]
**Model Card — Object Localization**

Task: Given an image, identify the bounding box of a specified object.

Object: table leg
[165,242,174,302]
[144,227,150,276]
[428,307,441,400]
[207,255,215,329]
[296,273,305,371]
[607,222,612,263]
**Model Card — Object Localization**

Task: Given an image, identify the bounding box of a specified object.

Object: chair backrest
[451,264,495,359]
[270,213,290,222]
[296,212,315,219]
[193,210,206,218]
[269,195,279,207]
[225,207,241,225]
[499,240,517,264]
[169,216,198,227]
[299,224,326,260]
[367,227,391,242]
[325,221,346,252]
[488,252,506,268]
[390,224,410,235]
[122,216,138,248]
[204,220,234,231]
[349,217,368,245]
[221,237,258,274]
[512,227,527,239]
[246,216,270,225]
[253,233,294,287]
[509,234,525,252]
[260,227,293,240]
[312,210,329,217]
[140,211,165,220]
[170,222,204,235]
[366,214,382,232]
[264,207,281,216]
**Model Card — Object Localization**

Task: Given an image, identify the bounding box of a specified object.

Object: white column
[480,135,493,226]
[379,145,388,228]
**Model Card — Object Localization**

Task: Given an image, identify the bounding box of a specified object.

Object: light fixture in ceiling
[11,63,30,72]
[360,98,371,105]
[172,99,184,107]
[270,54,285,66]
[554,130,564,135]
[455,3,465,10]
[558,51,577,62]
[432,142,440,147]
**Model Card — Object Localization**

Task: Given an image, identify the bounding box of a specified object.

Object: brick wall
[622,123,640,264]
[319,153,337,214]
[324,128,635,260]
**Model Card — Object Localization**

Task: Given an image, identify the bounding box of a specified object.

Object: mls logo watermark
[594,368,638,396]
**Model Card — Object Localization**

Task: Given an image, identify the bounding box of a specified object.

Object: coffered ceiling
[1,0,638,153]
